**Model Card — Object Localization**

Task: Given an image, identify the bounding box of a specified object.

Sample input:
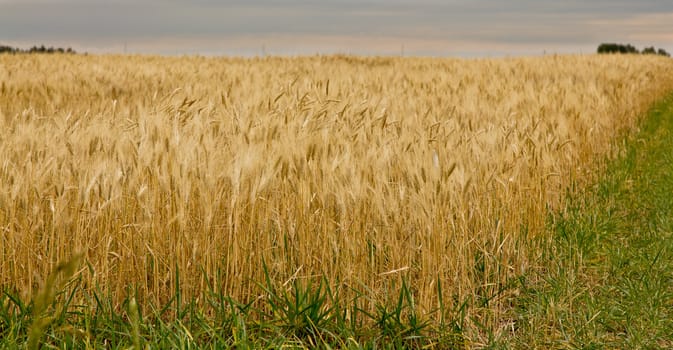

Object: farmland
[1,54,673,347]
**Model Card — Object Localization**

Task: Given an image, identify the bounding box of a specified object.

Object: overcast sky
[1,0,671,57]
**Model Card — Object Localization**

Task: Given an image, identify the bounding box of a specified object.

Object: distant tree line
[597,43,670,57]
[0,44,76,54]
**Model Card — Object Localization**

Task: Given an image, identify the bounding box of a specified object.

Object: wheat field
[1,54,672,331]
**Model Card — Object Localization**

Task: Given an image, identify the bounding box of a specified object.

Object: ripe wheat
[1,54,672,334]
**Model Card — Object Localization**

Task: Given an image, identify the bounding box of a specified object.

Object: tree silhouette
[597,43,639,54]
[598,43,670,57]
[642,46,657,55]
[0,44,76,54]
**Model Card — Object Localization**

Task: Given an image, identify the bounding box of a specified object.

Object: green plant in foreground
[1,263,472,348]
[129,296,142,350]
[370,279,430,348]
[27,253,83,350]
[256,263,341,347]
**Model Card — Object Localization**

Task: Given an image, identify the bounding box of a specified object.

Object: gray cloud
[0,0,671,56]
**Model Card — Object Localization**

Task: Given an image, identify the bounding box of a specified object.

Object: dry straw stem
[1,54,672,333]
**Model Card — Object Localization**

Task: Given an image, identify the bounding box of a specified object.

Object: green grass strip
[509,92,673,349]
